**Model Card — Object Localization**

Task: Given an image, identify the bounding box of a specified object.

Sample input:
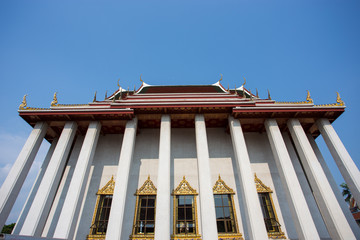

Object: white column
[106,117,137,240]
[287,118,355,240]
[307,134,360,238]
[317,118,360,205]
[12,138,58,234]
[0,122,48,229]
[194,114,218,240]
[53,121,101,239]
[265,119,320,239]
[228,116,268,240]
[20,121,77,237]
[154,115,171,240]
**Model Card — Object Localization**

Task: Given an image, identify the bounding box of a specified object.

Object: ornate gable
[97,176,115,195]
[213,175,235,194]
[254,174,273,193]
[135,175,157,195]
[172,176,198,195]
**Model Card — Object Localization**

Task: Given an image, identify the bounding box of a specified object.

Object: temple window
[87,176,115,240]
[130,176,157,239]
[213,175,243,240]
[172,176,201,240]
[254,174,286,239]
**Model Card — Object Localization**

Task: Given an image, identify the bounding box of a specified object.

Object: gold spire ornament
[234,84,237,95]
[267,89,271,100]
[242,77,246,87]
[219,73,223,82]
[227,84,229,92]
[117,78,120,88]
[105,90,108,99]
[19,94,27,110]
[93,91,97,102]
[336,92,345,106]
[140,74,143,83]
[306,90,313,103]
[256,88,259,98]
[249,89,253,100]
[51,92,58,106]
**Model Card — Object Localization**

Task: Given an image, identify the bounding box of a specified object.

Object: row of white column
[0,116,359,240]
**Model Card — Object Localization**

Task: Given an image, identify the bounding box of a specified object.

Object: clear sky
[0,0,359,224]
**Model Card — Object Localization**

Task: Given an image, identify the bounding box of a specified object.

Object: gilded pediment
[213,175,235,194]
[135,175,157,195]
[254,174,273,193]
[97,176,115,195]
[172,176,198,195]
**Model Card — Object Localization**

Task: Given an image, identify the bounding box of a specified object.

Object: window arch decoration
[255,174,286,239]
[130,175,157,240]
[87,176,115,240]
[171,176,201,240]
[213,175,243,240]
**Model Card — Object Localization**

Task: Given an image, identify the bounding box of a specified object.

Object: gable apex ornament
[19,94,28,110]
[336,92,345,106]
[213,175,235,194]
[254,173,273,193]
[306,90,313,103]
[51,92,58,106]
[172,176,198,195]
[135,175,157,195]
[97,176,115,195]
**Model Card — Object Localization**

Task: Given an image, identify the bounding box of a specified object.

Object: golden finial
[117,78,120,87]
[234,84,237,95]
[93,91,97,102]
[140,74,143,83]
[112,96,115,103]
[256,88,259,98]
[51,92,58,106]
[306,90,313,103]
[227,84,229,92]
[249,89,253,100]
[219,74,223,82]
[242,88,246,98]
[134,85,136,93]
[267,89,271,100]
[105,90,108,99]
[336,92,344,106]
[19,94,27,110]
[242,77,246,86]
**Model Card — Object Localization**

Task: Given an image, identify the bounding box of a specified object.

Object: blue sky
[0,0,359,224]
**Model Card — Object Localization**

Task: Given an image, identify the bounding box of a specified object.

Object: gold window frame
[255,174,286,239]
[130,176,157,240]
[87,176,115,240]
[171,176,201,240]
[213,175,243,240]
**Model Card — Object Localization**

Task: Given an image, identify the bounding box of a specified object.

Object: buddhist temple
[0,76,359,240]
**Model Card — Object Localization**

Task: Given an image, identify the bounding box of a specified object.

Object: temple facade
[0,78,360,240]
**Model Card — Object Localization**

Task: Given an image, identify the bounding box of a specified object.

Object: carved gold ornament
[19,94,27,110]
[306,90,313,103]
[219,73,223,82]
[172,176,198,195]
[51,92,58,106]
[336,92,345,106]
[93,91,97,102]
[135,175,157,195]
[97,176,115,195]
[254,173,273,193]
[213,175,235,194]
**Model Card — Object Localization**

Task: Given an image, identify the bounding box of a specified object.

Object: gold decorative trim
[172,176,198,195]
[56,103,90,107]
[255,174,286,239]
[51,92,58,106]
[255,174,273,193]
[213,175,235,194]
[130,235,154,240]
[218,233,244,240]
[97,176,115,195]
[135,175,157,195]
